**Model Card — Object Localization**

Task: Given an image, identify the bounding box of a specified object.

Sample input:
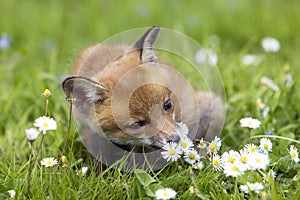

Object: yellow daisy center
[291,151,297,158]
[231,166,238,171]
[43,122,49,128]
[255,158,261,163]
[250,147,256,153]
[264,143,269,149]
[168,148,175,155]
[210,143,217,151]
[163,191,169,197]
[241,157,247,163]
[213,159,219,166]
[46,161,52,166]
[229,157,235,163]
[189,154,196,160]
[181,141,188,148]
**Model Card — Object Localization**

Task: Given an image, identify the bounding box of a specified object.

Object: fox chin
[62,26,225,154]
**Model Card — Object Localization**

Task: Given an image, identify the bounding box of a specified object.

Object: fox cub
[62,26,224,153]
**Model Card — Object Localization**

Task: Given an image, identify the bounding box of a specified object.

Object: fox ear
[134,26,160,64]
[62,76,109,105]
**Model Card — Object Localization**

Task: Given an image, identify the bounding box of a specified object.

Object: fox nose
[166,134,180,143]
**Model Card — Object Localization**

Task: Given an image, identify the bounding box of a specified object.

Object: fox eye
[129,120,146,130]
[163,99,172,111]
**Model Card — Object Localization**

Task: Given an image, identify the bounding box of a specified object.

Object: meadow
[1,0,300,199]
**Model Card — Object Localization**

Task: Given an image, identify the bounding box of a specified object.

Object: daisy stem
[45,98,49,116]
[59,95,73,164]
[251,135,300,145]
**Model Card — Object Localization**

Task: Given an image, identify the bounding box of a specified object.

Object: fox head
[62,27,182,149]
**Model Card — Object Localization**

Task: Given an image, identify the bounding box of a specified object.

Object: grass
[1,0,300,199]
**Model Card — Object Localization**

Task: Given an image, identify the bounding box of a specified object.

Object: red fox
[62,26,224,156]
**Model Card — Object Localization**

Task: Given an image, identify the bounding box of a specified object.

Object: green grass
[1,0,300,199]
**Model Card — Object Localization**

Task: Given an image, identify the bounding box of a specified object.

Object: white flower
[248,152,270,170]
[221,150,240,165]
[261,36,280,53]
[240,182,264,194]
[256,98,265,109]
[260,76,279,92]
[178,137,194,152]
[238,149,251,170]
[34,116,57,134]
[262,106,270,119]
[193,161,204,170]
[259,138,272,153]
[223,162,244,177]
[7,190,16,198]
[240,117,261,129]
[207,136,222,154]
[41,157,58,168]
[161,142,182,162]
[245,143,259,154]
[195,48,218,66]
[288,145,299,163]
[211,154,223,171]
[155,188,177,200]
[176,122,189,136]
[25,128,40,141]
[263,170,277,185]
[241,54,263,66]
[184,149,200,165]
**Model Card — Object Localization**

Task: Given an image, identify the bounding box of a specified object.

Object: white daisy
[256,98,265,109]
[195,48,218,66]
[7,190,16,198]
[262,106,270,119]
[288,145,299,163]
[240,182,264,194]
[259,138,272,153]
[41,157,58,168]
[221,150,240,165]
[263,170,277,185]
[34,116,57,134]
[260,76,280,92]
[223,162,244,177]
[161,142,182,162]
[193,161,204,170]
[248,152,270,170]
[155,188,177,200]
[184,149,200,165]
[178,137,194,152]
[261,36,280,53]
[241,54,263,66]
[238,149,251,170]
[245,143,259,154]
[25,128,40,141]
[240,117,261,129]
[211,154,223,171]
[207,136,222,154]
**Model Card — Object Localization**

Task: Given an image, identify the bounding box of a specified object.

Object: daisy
[248,152,270,170]
[207,136,222,154]
[41,157,58,168]
[241,54,263,66]
[197,138,207,149]
[260,76,279,92]
[155,188,176,200]
[256,98,265,109]
[161,142,182,162]
[238,149,251,170]
[211,154,223,171]
[25,128,40,141]
[245,143,259,154]
[288,145,299,163]
[184,149,200,165]
[240,182,264,194]
[34,116,57,134]
[221,150,240,165]
[178,137,194,152]
[193,161,204,170]
[195,48,218,66]
[263,170,277,185]
[239,117,261,129]
[261,36,280,53]
[259,138,272,153]
[176,122,189,136]
[7,190,16,198]
[223,162,244,177]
